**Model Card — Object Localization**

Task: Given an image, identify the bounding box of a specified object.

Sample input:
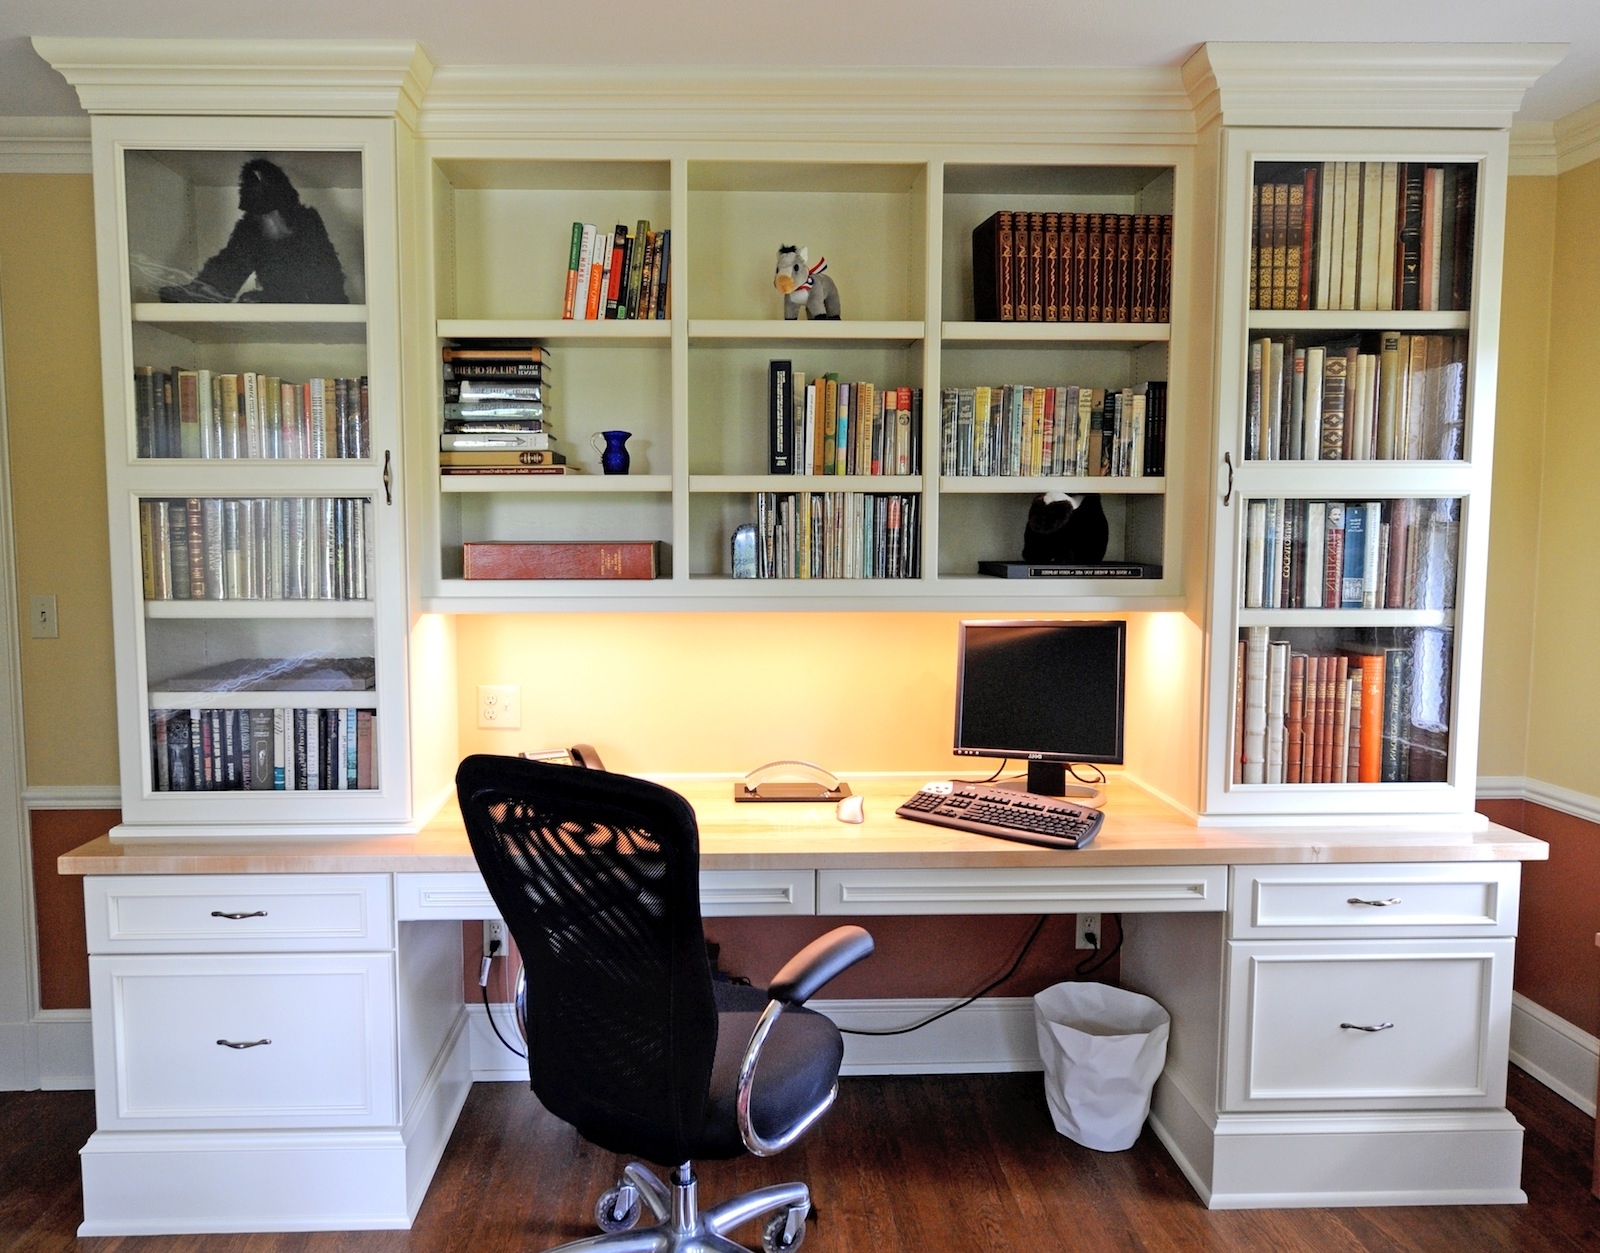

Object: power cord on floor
[479,936,526,1059]
[841,914,1049,1037]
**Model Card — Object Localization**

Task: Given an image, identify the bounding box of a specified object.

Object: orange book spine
[462,541,658,580]
[1359,658,1385,783]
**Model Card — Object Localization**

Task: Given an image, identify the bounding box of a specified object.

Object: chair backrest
[456,754,719,1165]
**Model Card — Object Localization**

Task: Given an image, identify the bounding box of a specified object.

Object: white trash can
[1032,981,1170,1151]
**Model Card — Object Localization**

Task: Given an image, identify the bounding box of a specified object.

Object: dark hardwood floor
[3,1067,1596,1251]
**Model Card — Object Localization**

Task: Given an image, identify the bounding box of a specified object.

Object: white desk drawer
[1230,864,1520,939]
[1223,938,1513,1112]
[90,953,398,1130]
[818,865,1228,915]
[396,869,817,920]
[85,875,393,953]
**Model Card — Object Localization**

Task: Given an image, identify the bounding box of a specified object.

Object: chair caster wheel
[762,1207,806,1252]
[595,1184,641,1232]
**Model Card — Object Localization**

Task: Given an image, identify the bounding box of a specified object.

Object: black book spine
[768,360,792,474]
[1397,164,1425,312]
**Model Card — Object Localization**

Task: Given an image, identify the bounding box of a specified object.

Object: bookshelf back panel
[688,185,922,322]
[441,495,675,580]
[939,343,1163,392]
[145,617,374,692]
[125,149,366,306]
[133,324,368,383]
[443,185,672,321]
[937,492,1165,575]
[689,344,924,476]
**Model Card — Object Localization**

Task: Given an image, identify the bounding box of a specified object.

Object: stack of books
[1242,497,1458,613]
[440,340,574,475]
[149,706,377,792]
[563,220,671,321]
[1245,332,1465,462]
[766,362,921,476]
[1236,626,1451,786]
[972,211,1173,323]
[133,366,368,460]
[940,381,1166,478]
[1250,161,1477,313]
[748,491,920,580]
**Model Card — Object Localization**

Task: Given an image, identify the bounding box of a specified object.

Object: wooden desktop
[61,773,1545,1233]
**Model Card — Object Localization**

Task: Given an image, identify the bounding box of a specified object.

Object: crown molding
[418,65,1197,147]
[1509,122,1558,176]
[31,38,433,124]
[1554,97,1600,174]
[0,116,91,174]
[1184,42,1568,131]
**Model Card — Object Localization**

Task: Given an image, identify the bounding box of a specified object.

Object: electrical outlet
[29,595,57,639]
[1076,913,1101,950]
[483,919,507,955]
[477,685,522,729]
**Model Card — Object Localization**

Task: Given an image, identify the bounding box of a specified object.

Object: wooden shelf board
[1234,609,1456,628]
[437,318,669,344]
[941,320,1170,344]
[690,475,924,493]
[144,600,375,620]
[133,303,367,344]
[939,475,1166,495]
[688,320,924,345]
[1245,310,1471,333]
[147,691,379,710]
[439,474,672,494]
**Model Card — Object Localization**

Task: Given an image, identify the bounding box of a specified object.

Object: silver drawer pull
[210,910,268,920]
[216,1038,272,1049]
[1340,1022,1395,1033]
[1346,897,1402,907]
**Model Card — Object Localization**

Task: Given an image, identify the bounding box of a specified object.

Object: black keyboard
[895,782,1103,849]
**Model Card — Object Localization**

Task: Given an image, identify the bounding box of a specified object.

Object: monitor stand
[996,760,1105,808]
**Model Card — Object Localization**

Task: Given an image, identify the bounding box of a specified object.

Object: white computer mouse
[835,794,865,824]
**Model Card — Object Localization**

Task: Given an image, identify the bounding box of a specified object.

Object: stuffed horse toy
[774,244,841,320]
[1022,493,1109,564]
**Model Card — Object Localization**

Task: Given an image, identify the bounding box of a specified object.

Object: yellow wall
[1524,157,1600,795]
[1478,176,1556,779]
[0,174,118,786]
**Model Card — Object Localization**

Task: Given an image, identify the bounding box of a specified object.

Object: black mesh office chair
[456,754,874,1253]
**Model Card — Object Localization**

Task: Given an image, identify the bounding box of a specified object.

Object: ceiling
[3,1,1598,125]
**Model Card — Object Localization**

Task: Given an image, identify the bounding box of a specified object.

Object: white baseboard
[468,996,1043,1082]
[1510,993,1598,1116]
[1475,774,1600,826]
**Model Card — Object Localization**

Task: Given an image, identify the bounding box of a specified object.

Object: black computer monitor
[954,619,1126,797]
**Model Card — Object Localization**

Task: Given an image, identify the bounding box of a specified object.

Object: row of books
[972,211,1173,323]
[138,496,370,602]
[939,381,1167,479]
[766,363,922,476]
[562,221,670,320]
[1243,498,1458,613]
[746,492,921,580]
[149,706,377,793]
[1250,161,1477,313]
[1247,332,1465,463]
[1236,627,1451,785]
[134,367,368,460]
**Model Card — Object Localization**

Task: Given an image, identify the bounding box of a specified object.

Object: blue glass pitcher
[591,429,632,475]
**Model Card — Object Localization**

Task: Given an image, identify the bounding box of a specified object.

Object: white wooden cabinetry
[78,872,468,1235]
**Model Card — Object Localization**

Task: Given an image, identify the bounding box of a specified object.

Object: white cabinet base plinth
[78,1009,471,1236]
[1148,1070,1527,1209]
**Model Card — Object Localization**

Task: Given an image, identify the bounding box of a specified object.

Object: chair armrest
[736,926,873,1157]
[766,925,875,1006]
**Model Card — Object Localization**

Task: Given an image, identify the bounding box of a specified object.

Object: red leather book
[462,541,659,580]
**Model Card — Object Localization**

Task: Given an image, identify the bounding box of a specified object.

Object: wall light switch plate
[29,595,57,639]
[478,685,521,729]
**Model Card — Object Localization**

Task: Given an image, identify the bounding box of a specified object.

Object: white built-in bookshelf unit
[417,152,1187,611]
[95,115,414,829]
[1201,125,1509,821]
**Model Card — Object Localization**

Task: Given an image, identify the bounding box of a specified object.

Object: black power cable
[841,914,1049,1037]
